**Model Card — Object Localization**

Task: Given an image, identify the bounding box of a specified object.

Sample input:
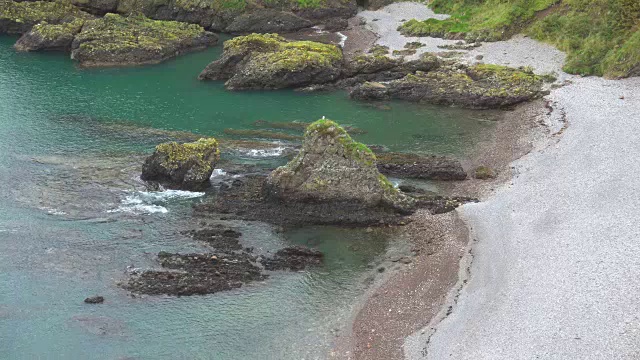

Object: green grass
[399,0,640,78]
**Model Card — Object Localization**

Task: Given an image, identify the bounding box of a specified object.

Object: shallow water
[0,35,496,359]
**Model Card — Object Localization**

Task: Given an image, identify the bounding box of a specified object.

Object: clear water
[0,35,496,359]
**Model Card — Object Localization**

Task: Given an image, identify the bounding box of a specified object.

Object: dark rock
[123,251,266,296]
[375,152,467,180]
[350,63,544,109]
[184,225,243,252]
[84,295,104,304]
[323,17,348,31]
[71,0,119,15]
[14,19,85,52]
[225,9,312,33]
[141,138,220,190]
[260,245,323,271]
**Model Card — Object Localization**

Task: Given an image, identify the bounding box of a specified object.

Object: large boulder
[350,63,545,109]
[0,0,93,35]
[141,138,220,190]
[14,19,86,52]
[224,9,312,33]
[70,13,218,67]
[265,119,414,213]
[198,33,343,90]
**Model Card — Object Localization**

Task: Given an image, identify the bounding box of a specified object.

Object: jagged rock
[14,19,86,52]
[123,251,266,296]
[84,295,104,304]
[260,246,323,271]
[70,13,218,67]
[71,0,119,15]
[141,137,220,190]
[265,119,414,213]
[375,152,467,180]
[350,63,544,109]
[0,0,92,35]
[225,9,312,33]
[198,33,343,90]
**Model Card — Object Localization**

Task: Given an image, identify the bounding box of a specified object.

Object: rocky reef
[265,119,414,212]
[199,33,343,89]
[15,19,86,52]
[0,0,93,35]
[350,63,545,109]
[375,152,467,181]
[141,137,220,190]
[70,13,218,67]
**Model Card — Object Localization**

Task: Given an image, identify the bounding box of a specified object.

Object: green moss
[0,0,91,30]
[225,33,343,73]
[368,44,390,56]
[404,41,425,49]
[75,13,206,54]
[392,49,416,56]
[378,173,396,193]
[305,119,376,166]
[253,119,366,135]
[156,137,219,172]
[31,18,85,41]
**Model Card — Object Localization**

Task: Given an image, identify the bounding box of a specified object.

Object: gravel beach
[342,2,640,359]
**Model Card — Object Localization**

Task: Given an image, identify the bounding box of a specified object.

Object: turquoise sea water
[0,35,495,359]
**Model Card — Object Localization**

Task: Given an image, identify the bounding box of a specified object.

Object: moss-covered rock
[0,0,93,35]
[70,13,218,67]
[265,119,414,213]
[15,18,86,52]
[199,33,343,90]
[350,63,544,109]
[141,137,220,190]
[474,165,496,179]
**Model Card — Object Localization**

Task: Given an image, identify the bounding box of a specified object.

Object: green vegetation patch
[30,18,85,41]
[399,0,640,77]
[226,33,343,72]
[305,119,376,166]
[156,137,220,172]
[527,0,640,77]
[0,0,92,31]
[75,13,206,53]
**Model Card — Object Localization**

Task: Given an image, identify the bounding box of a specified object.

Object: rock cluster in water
[265,119,415,213]
[198,33,545,109]
[198,33,344,90]
[123,224,324,296]
[141,137,220,190]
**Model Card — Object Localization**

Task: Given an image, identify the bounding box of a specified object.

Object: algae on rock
[199,33,343,90]
[141,137,220,190]
[265,119,414,213]
[0,0,93,35]
[71,13,218,67]
[15,19,86,52]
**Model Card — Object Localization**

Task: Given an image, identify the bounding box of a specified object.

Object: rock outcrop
[141,137,220,190]
[70,13,218,67]
[198,33,343,90]
[15,19,86,52]
[350,63,545,109]
[265,119,415,213]
[375,152,467,180]
[0,0,93,35]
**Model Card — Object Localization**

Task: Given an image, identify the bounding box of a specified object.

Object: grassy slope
[399,0,640,78]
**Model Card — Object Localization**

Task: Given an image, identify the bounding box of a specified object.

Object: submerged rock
[0,0,92,35]
[83,295,104,304]
[260,245,323,271]
[124,251,266,296]
[198,33,343,90]
[141,137,220,190]
[375,152,467,181]
[15,19,86,52]
[265,119,414,213]
[70,13,218,67]
[350,63,544,109]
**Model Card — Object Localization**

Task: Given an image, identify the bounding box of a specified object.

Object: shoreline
[334,2,577,358]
